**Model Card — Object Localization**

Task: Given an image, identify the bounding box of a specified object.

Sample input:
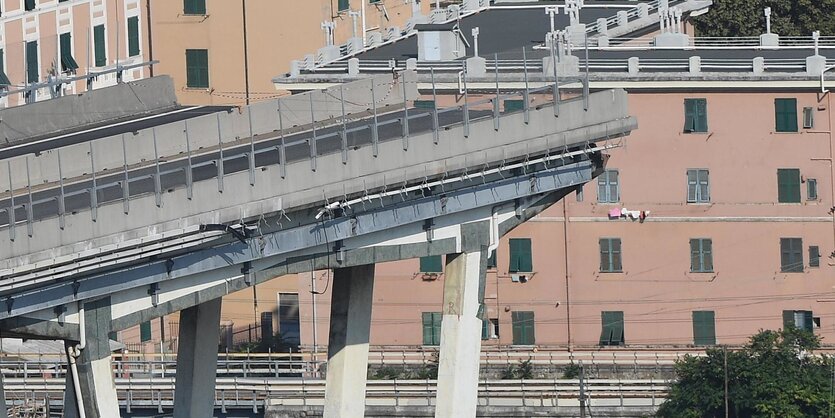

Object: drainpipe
[146,0,154,77]
[563,198,573,351]
[67,302,87,418]
[361,0,367,47]
[242,0,251,105]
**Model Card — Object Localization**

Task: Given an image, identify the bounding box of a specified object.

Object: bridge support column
[323,264,375,418]
[173,298,223,418]
[62,298,120,418]
[0,368,7,418]
[435,251,486,418]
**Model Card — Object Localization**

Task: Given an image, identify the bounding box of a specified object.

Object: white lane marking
[1,106,207,155]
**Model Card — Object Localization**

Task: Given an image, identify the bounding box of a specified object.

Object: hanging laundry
[608,208,622,218]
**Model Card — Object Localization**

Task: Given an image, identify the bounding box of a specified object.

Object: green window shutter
[338,0,350,11]
[184,0,206,15]
[503,99,524,113]
[185,49,209,88]
[782,310,794,329]
[600,238,610,272]
[781,238,803,272]
[414,100,435,109]
[690,239,699,272]
[508,238,532,273]
[422,312,442,345]
[108,331,118,341]
[692,311,716,346]
[419,255,443,273]
[93,25,106,67]
[481,318,489,340]
[807,178,818,201]
[0,49,10,86]
[25,0,35,11]
[127,16,140,57]
[775,98,798,132]
[600,311,624,346]
[422,312,433,345]
[684,99,707,133]
[487,249,497,269]
[687,169,710,203]
[25,41,38,84]
[60,33,79,72]
[803,311,814,332]
[809,246,820,268]
[140,321,152,342]
[512,311,535,345]
[702,239,713,272]
[777,169,801,203]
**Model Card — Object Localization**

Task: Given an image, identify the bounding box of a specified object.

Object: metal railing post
[152,128,162,207]
[371,78,379,156]
[431,67,440,144]
[277,100,287,178]
[121,134,130,214]
[7,162,14,241]
[584,30,590,111]
[216,114,225,193]
[57,148,66,229]
[402,71,410,150]
[25,157,33,237]
[463,63,470,137]
[493,52,500,131]
[522,47,530,124]
[340,84,348,164]
[309,93,318,171]
[88,144,97,222]
[248,108,257,185]
[551,34,561,117]
[184,120,194,199]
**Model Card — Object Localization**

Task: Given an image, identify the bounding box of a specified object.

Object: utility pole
[724,346,729,418]
[579,360,586,418]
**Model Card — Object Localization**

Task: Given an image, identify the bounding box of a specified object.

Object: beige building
[148,0,428,106]
[0,0,150,108]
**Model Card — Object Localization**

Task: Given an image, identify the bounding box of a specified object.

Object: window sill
[682,131,710,135]
[686,202,712,205]
[690,271,714,274]
[772,131,801,135]
[184,87,210,91]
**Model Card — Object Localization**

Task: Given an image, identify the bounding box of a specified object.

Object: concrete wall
[0,76,176,145]
[297,90,835,348]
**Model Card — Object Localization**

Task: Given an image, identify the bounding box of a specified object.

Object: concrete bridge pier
[434,250,487,418]
[323,264,376,418]
[0,369,7,418]
[62,298,120,418]
[173,298,223,418]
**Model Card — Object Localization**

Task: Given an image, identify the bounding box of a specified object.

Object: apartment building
[0,0,150,107]
[148,0,428,106]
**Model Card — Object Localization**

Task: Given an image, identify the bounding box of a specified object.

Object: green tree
[657,328,834,418]
[692,0,835,37]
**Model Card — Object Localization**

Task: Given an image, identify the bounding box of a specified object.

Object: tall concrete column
[173,298,223,418]
[0,368,7,418]
[323,264,376,418]
[63,297,120,418]
[435,251,486,418]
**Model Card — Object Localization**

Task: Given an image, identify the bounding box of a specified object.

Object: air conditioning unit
[511,274,528,283]
[421,273,439,281]
[803,107,815,129]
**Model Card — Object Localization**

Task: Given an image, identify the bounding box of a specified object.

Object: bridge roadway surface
[0,106,232,160]
[0,105,491,227]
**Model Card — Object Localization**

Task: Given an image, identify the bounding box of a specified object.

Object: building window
[599,238,622,273]
[690,238,714,273]
[260,312,273,346]
[508,238,532,273]
[184,0,206,15]
[185,49,209,88]
[419,255,443,273]
[486,249,497,269]
[783,310,813,331]
[504,99,524,113]
[686,169,710,203]
[511,311,535,345]
[278,293,301,347]
[25,41,38,83]
[338,0,350,11]
[422,312,442,346]
[803,107,815,129]
[140,321,152,342]
[775,98,798,132]
[597,170,619,203]
[414,100,435,109]
[482,318,499,340]
[108,331,118,341]
[809,246,820,268]
[127,16,140,57]
[780,237,804,273]
[60,33,79,72]
[777,168,801,203]
[0,49,10,87]
[683,98,708,133]
[692,311,716,346]
[599,311,625,346]
[93,25,106,67]
[25,0,35,11]
[807,178,818,201]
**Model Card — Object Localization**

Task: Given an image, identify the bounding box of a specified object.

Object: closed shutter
[690,239,700,272]
[611,239,622,271]
[509,238,532,273]
[803,311,814,332]
[185,49,209,88]
[695,99,708,132]
[422,312,441,345]
[482,318,489,340]
[698,170,710,202]
[600,311,624,346]
[512,311,535,345]
[783,310,795,329]
[338,0,350,11]
[687,170,698,202]
[504,99,524,112]
[93,25,106,67]
[184,0,206,15]
[702,239,713,271]
[140,321,152,342]
[692,311,716,345]
[684,99,707,133]
[600,238,610,272]
[419,255,443,273]
[26,41,38,83]
[777,169,801,203]
[775,98,798,132]
[608,171,619,202]
[809,246,820,268]
[0,49,10,86]
[781,238,803,272]
[127,16,140,57]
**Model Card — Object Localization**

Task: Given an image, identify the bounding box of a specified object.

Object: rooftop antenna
[545,6,558,35]
[814,30,821,56]
[764,7,772,34]
[565,0,580,26]
[321,21,336,46]
[674,8,683,34]
[349,11,360,38]
[472,27,480,58]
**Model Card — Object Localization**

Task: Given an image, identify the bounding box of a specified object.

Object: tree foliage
[692,0,835,37]
[657,328,835,418]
